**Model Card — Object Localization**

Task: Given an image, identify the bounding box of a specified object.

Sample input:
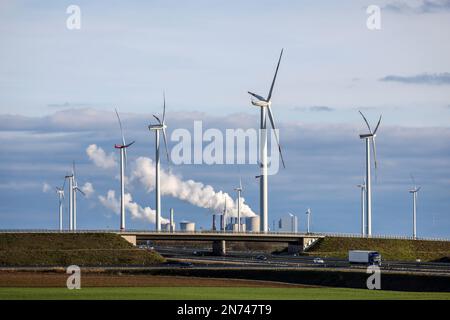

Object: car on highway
[192,250,207,256]
[313,257,325,264]
[177,261,194,267]
[255,255,268,261]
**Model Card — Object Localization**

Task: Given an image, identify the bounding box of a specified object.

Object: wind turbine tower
[306,208,311,234]
[114,109,135,231]
[56,183,65,231]
[247,49,286,233]
[148,92,170,231]
[358,111,382,236]
[357,180,366,236]
[71,162,85,231]
[64,171,74,231]
[409,175,421,239]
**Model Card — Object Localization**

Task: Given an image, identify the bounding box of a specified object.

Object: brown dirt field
[0,271,310,288]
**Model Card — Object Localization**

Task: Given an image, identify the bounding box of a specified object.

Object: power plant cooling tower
[179,221,195,232]
[246,216,260,232]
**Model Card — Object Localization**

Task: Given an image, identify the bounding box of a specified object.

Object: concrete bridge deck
[119,231,323,255]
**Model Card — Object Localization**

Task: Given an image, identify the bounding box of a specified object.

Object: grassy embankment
[0,233,164,266]
[306,237,450,262]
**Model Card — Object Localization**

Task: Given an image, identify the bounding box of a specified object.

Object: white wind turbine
[234,178,243,232]
[357,179,366,236]
[358,111,382,237]
[71,162,85,231]
[248,49,286,233]
[409,175,421,239]
[114,109,135,231]
[148,93,170,232]
[55,181,65,231]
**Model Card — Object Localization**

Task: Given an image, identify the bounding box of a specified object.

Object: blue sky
[0,1,449,237]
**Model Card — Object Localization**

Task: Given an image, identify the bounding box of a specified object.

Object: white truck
[348,250,382,266]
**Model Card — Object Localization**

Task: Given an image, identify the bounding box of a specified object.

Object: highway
[154,246,450,275]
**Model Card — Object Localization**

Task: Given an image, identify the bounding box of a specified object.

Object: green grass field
[1,287,449,300]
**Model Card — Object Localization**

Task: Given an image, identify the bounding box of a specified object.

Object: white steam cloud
[98,190,168,224]
[86,144,117,169]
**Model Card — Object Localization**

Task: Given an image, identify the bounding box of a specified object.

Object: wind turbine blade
[162,91,166,124]
[62,177,66,191]
[359,111,372,134]
[410,174,416,187]
[239,177,242,190]
[417,186,421,192]
[267,106,286,168]
[75,187,86,196]
[153,115,162,124]
[115,108,126,146]
[124,141,135,148]
[373,115,382,134]
[162,128,170,163]
[267,48,283,101]
[372,136,378,180]
[247,91,266,101]
[72,161,76,183]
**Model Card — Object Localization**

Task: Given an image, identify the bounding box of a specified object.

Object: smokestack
[220,214,224,231]
[170,208,174,232]
[212,214,216,231]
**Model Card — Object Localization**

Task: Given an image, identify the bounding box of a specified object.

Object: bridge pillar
[212,240,226,256]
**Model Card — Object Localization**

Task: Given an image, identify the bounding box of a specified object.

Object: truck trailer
[348,250,382,266]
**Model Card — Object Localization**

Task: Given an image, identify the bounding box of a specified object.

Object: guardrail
[0,229,448,242]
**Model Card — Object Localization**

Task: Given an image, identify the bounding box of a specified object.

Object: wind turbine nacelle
[359,133,374,139]
[251,100,269,108]
[148,124,165,131]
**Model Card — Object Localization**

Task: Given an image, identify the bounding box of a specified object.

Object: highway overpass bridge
[119,231,324,255]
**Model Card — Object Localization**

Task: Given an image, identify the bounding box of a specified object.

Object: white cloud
[81,182,95,198]
[86,144,117,169]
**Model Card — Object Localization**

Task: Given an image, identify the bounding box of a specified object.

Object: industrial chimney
[170,208,175,232]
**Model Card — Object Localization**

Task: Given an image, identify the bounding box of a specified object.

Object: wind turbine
[56,181,65,231]
[247,49,286,233]
[358,111,382,236]
[357,179,366,236]
[409,175,421,239]
[234,178,243,232]
[114,108,135,231]
[306,208,311,234]
[71,162,85,231]
[148,92,170,231]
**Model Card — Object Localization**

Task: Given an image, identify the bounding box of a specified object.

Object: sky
[0,0,449,237]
